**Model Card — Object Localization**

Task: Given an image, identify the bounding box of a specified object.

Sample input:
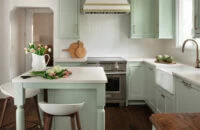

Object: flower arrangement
[24,42,51,56]
[31,66,72,79]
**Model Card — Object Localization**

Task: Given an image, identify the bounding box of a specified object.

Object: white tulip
[52,65,62,73]
[48,48,51,52]
[29,42,33,45]
[46,69,54,74]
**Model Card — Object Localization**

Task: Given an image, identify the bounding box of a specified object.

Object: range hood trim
[83,0,131,14]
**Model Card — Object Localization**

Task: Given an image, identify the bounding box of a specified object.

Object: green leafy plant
[24,42,51,56]
[31,66,72,80]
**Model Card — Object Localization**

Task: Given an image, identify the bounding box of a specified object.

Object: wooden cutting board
[62,40,86,58]
[75,41,86,58]
[62,42,79,58]
[155,60,176,64]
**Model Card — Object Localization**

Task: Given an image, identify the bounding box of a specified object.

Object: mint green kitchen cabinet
[59,0,80,39]
[156,0,175,39]
[156,86,175,113]
[194,0,200,37]
[175,76,200,113]
[130,0,175,39]
[146,64,156,112]
[130,0,156,38]
[126,62,145,105]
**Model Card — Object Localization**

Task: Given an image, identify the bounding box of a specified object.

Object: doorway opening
[26,8,54,70]
[10,7,54,74]
[33,11,54,67]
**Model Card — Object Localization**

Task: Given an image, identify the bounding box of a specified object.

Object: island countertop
[12,67,107,84]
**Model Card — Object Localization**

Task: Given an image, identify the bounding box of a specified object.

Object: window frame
[176,0,197,48]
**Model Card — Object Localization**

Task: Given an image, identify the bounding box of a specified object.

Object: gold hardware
[182,39,200,68]
[182,80,192,88]
[83,9,130,12]
[194,16,197,30]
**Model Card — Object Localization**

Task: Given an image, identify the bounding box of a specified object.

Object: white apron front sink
[155,65,194,94]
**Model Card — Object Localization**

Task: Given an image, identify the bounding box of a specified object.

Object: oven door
[106,73,126,100]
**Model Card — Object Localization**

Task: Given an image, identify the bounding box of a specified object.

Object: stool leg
[33,96,43,128]
[70,114,76,130]
[44,114,53,130]
[75,112,82,130]
[0,98,10,127]
[44,89,48,102]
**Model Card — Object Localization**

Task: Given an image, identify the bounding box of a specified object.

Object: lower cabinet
[156,86,175,113]
[146,64,156,112]
[126,62,145,104]
[175,77,200,113]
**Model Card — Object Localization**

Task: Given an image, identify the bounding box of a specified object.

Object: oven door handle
[106,72,126,75]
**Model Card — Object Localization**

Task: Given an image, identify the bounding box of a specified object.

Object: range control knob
[114,62,119,70]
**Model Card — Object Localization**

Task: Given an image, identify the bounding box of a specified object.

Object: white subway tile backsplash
[59,15,166,58]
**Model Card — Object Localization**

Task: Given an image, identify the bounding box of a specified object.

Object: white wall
[60,15,166,58]
[0,0,11,84]
[9,8,26,78]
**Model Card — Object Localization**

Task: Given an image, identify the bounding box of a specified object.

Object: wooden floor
[0,99,153,130]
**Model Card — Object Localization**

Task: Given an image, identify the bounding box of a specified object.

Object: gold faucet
[182,39,200,68]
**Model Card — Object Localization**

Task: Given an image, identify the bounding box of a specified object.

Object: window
[176,0,200,47]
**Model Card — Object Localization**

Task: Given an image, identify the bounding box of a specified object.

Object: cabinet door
[156,86,175,113]
[146,65,156,112]
[127,65,144,100]
[158,0,175,39]
[175,78,200,113]
[194,0,200,37]
[130,0,156,38]
[156,88,165,113]
[59,0,79,39]
[165,96,175,113]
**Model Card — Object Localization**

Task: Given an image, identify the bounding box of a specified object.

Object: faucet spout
[182,39,200,68]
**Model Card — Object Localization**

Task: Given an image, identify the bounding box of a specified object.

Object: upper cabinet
[130,0,175,39]
[194,0,200,38]
[156,0,175,39]
[130,0,156,38]
[58,0,80,39]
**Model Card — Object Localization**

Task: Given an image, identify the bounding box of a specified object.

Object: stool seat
[39,102,84,116]
[0,82,40,99]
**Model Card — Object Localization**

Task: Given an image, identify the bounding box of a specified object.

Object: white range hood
[83,0,130,14]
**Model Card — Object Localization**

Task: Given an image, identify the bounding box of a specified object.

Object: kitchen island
[12,67,107,130]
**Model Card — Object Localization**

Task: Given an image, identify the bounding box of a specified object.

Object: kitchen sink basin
[155,65,195,94]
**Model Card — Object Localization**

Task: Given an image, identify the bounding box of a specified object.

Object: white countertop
[126,57,183,67]
[54,58,87,63]
[173,70,200,87]
[54,57,200,87]
[12,67,107,83]
[127,57,200,90]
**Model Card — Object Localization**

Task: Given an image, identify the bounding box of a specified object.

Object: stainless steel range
[87,57,127,105]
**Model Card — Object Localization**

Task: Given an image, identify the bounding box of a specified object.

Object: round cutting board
[62,42,79,58]
[75,41,86,58]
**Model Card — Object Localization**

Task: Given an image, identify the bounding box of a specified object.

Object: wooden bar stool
[39,101,84,130]
[0,82,42,129]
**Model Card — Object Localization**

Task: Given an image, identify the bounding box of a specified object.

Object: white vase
[32,53,50,71]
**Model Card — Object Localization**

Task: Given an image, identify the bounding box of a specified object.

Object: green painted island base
[152,125,156,130]
[14,83,105,130]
